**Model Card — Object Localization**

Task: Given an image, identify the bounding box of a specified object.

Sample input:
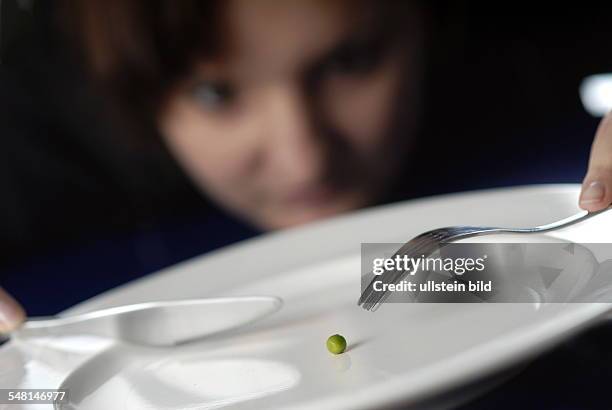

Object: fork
[358,206,612,311]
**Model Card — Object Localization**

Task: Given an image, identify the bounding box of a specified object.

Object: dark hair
[58,1,418,133]
[58,0,222,127]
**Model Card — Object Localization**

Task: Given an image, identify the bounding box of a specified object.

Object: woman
[1,0,611,333]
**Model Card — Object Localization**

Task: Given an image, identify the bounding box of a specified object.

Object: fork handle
[509,206,612,234]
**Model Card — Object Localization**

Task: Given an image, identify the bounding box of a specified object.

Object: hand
[0,287,25,334]
[580,111,612,211]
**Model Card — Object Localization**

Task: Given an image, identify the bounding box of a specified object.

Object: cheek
[320,56,405,152]
[158,97,260,198]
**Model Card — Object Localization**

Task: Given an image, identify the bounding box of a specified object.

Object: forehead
[212,0,369,78]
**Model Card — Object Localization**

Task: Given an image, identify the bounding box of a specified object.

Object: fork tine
[359,230,445,309]
[364,243,439,308]
[358,234,433,304]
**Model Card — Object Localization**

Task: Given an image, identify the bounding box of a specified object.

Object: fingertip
[0,288,25,334]
[579,201,606,212]
[579,180,610,211]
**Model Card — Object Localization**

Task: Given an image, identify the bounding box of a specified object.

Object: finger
[580,110,612,211]
[0,287,26,333]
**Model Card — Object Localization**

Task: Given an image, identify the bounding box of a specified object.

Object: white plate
[2,184,612,410]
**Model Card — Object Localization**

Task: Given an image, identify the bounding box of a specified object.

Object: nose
[262,84,327,188]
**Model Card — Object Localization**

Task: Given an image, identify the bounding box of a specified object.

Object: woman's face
[159,0,421,229]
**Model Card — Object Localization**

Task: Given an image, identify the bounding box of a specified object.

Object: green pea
[326,334,347,354]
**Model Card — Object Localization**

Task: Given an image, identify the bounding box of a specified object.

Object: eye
[190,81,235,110]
